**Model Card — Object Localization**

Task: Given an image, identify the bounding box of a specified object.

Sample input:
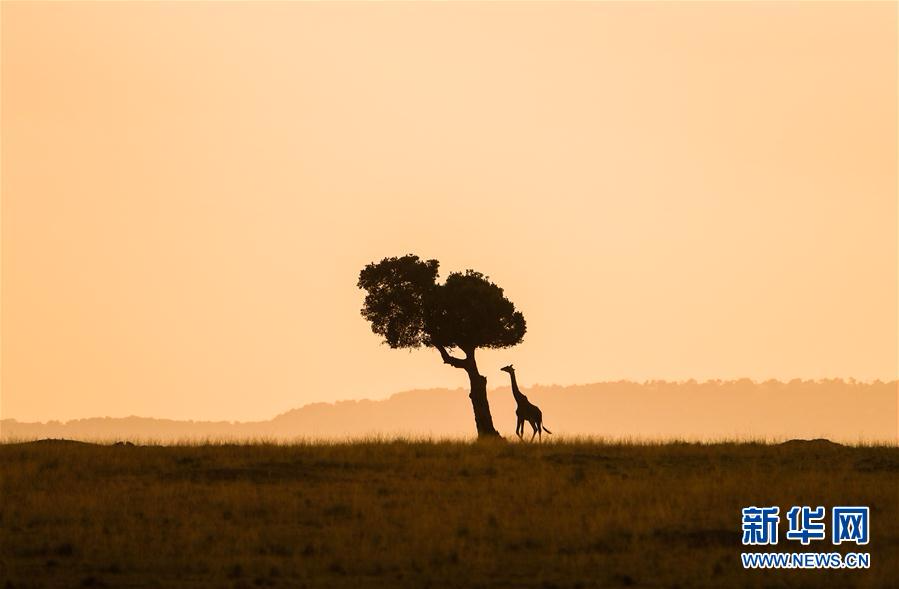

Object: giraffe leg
[530,422,538,441]
[516,418,524,439]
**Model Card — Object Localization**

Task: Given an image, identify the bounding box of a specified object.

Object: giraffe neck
[509,372,525,403]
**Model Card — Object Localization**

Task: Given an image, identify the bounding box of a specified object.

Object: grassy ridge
[1,440,897,588]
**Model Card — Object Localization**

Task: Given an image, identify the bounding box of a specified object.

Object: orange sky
[2,2,896,422]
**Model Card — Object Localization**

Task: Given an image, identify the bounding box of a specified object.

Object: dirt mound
[779,438,843,448]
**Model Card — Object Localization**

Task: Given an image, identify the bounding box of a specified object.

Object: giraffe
[500,364,552,441]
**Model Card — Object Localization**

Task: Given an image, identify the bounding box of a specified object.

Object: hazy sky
[2,2,896,422]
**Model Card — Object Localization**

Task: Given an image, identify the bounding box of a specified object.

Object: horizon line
[3,377,896,426]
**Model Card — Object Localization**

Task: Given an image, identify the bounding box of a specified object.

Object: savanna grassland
[1,439,897,588]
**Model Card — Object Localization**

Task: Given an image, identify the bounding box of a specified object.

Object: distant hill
[2,380,896,443]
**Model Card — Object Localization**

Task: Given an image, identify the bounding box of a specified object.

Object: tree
[358,254,526,438]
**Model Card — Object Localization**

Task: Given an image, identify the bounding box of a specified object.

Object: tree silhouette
[358,254,526,438]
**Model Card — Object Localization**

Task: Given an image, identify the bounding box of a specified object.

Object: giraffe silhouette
[500,364,552,441]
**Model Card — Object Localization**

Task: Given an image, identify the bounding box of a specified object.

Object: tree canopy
[358,255,526,355]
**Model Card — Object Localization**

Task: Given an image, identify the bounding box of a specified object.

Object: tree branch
[435,345,468,369]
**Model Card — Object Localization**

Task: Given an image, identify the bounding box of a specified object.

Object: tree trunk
[435,345,501,439]
[466,369,501,438]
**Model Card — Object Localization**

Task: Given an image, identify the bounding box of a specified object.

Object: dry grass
[1,439,897,588]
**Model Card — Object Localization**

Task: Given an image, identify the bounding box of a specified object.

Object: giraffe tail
[542,425,552,435]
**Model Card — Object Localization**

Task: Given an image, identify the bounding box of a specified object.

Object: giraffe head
[500,364,515,374]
